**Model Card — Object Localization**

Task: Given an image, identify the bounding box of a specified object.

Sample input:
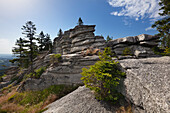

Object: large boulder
[44,86,119,113]
[118,56,170,113]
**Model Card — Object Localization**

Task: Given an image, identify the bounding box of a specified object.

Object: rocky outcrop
[20,54,100,91]
[53,25,106,55]
[44,86,127,113]
[118,56,170,113]
[107,34,159,57]
[42,56,170,113]
[15,24,169,113]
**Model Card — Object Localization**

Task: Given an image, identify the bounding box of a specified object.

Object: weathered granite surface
[118,56,170,113]
[53,25,106,55]
[20,54,100,91]
[107,34,159,57]
[43,56,170,113]
[44,86,118,113]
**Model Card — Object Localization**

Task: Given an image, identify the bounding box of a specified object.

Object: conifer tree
[44,33,52,51]
[152,0,170,48]
[78,17,83,25]
[58,29,63,37]
[21,21,38,72]
[11,37,27,67]
[106,35,113,42]
[38,31,45,51]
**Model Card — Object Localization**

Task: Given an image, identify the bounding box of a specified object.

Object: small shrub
[50,54,62,65]
[164,47,170,56]
[0,74,7,78]
[122,47,132,56]
[81,47,125,102]
[99,47,113,61]
[152,46,170,56]
[0,74,7,82]
[26,66,47,79]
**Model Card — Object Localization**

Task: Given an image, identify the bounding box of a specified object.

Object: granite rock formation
[44,86,122,113]
[107,34,159,57]
[15,24,169,113]
[53,25,106,55]
[43,56,170,113]
[20,54,100,91]
[118,56,170,113]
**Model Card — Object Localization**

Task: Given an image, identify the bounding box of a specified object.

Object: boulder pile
[107,34,159,57]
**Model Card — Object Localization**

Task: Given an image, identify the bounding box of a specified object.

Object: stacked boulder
[107,34,159,57]
[53,25,106,55]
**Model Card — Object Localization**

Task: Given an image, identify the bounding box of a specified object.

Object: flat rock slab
[44,86,117,113]
[118,56,170,113]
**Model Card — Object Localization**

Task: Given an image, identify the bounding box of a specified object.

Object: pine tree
[11,37,27,67]
[44,33,52,51]
[21,21,38,72]
[38,31,45,51]
[152,0,170,48]
[58,29,63,37]
[78,17,83,25]
[106,35,113,42]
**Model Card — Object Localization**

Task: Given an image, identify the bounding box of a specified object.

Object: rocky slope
[44,56,170,113]
[20,54,100,91]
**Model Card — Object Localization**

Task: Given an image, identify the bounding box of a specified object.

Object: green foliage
[38,31,52,52]
[0,74,7,81]
[99,47,114,61]
[26,66,47,79]
[50,54,62,64]
[123,47,132,56]
[9,85,78,106]
[106,35,113,42]
[81,47,125,102]
[0,74,7,78]
[44,34,52,52]
[152,46,170,56]
[38,31,45,51]
[152,0,170,48]
[164,47,170,55]
[21,21,38,72]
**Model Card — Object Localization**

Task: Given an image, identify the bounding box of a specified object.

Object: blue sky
[0,0,161,54]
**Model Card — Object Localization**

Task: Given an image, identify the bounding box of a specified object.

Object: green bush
[81,47,125,102]
[122,47,132,56]
[152,46,170,56]
[0,74,7,80]
[164,47,170,56]
[50,54,62,64]
[27,66,47,79]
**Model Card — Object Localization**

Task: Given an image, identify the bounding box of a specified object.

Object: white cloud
[0,38,13,54]
[108,0,162,21]
[145,27,154,31]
